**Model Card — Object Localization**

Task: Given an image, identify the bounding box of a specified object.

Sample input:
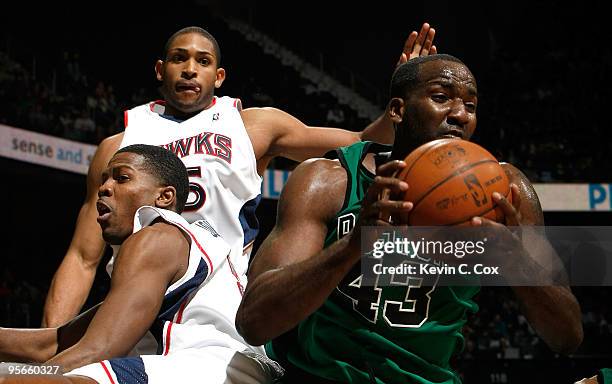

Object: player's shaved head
[390,54,467,98]
[163,26,221,66]
[116,144,189,213]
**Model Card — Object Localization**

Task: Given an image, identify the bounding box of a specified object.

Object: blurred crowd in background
[1,2,610,367]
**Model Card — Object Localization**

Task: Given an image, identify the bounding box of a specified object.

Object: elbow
[549,323,584,355]
[235,304,268,347]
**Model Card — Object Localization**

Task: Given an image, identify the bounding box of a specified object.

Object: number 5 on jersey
[186,166,206,211]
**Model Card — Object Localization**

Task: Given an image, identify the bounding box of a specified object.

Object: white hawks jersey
[70,207,277,384]
[113,206,262,356]
[119,96,262,277]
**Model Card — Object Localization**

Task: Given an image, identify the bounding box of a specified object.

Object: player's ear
[155,60,164,82]
[156,186,176,210]
[388,97,405,124]
[215,67,226,89]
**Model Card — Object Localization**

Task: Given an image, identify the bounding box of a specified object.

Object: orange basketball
[395,138,510,226]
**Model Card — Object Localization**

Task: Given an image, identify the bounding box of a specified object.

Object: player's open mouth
[96,200,112,223]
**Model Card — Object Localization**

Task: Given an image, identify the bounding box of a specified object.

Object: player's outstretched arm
[474,163,583,354]
[0,328,58,363]
[0,304,101,364]
[0,375,96,383]
[44,223,187,371]
[360,22,436,144]
[236,158,410,345]
[242,23,437,172]
[41,134,123,328]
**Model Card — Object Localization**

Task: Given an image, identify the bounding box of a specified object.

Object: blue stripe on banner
[108,357,148,384]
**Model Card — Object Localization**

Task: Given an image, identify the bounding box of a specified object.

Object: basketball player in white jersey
[0,144,279,384]
[42,24,438,327]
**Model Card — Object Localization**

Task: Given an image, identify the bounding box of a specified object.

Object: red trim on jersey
[174,222,214,275]
[227,255,245,296]
[233,98,242,111]
[100,361,116,384]
[163,297,189,356]
[123,110,128,128]
[149,100,166,111]
[176,297,188,323]
[163,322,173,355]
[208,97,217,109]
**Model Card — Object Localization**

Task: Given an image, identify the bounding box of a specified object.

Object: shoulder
[119,221,189,269]
[500,162,544,225]
[288,158,347,195]
[240,107,292,130]
[278,158,348,223]
[500,162,536,196]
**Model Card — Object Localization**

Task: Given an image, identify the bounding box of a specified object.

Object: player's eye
[431,94,449,103]
[465,102,477,113]
[199,58,210,65]
[116,175,130,182]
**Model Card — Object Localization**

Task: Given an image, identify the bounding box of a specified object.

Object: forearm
[44,338,105,372]
[359,109,394,144]
[0,328,58,363]
[512,285,583,354]
[237,237,358,345]
[0,376,92,384]
[42,257,98,328]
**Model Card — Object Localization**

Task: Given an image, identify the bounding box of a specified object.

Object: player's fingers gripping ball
[393,138,510,226]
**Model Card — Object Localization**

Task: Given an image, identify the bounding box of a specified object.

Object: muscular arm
[236,158,409,345]
[42,134,123,327]
[243,23,437,173]
[236,159,360,345]
[45,223,188,371]
[502,163,583,354]
[243,107,361,174]
[0,304,101,364]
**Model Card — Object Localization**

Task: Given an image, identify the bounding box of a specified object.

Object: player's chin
[102,229,126,245]
[174,96,209,113]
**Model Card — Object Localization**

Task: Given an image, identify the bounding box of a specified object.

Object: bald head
[390,54,474,99]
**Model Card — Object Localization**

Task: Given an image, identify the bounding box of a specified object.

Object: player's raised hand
[574,376,599,384]
[492,183,522,226]
[397,22,437,66]
[348,160,413,253]
[363,160,413,227]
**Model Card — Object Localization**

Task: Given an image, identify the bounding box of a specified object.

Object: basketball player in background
[42,23,438,328]
[0,144,278,383]
[236,54,583,383]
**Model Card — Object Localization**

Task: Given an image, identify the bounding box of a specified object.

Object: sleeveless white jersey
[69,207,278,383]
[119,96,262,276]
[113,206,262,356]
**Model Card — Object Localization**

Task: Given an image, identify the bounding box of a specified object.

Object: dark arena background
[1,1,610,382]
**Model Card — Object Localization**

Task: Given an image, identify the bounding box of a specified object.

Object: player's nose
[446,100,470,127]
[182,58,198,79]
[98,180,113,198]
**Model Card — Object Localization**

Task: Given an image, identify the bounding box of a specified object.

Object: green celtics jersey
[267,141,479,384]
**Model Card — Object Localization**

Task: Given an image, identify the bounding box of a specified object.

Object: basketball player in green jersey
[236,54,583,383]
